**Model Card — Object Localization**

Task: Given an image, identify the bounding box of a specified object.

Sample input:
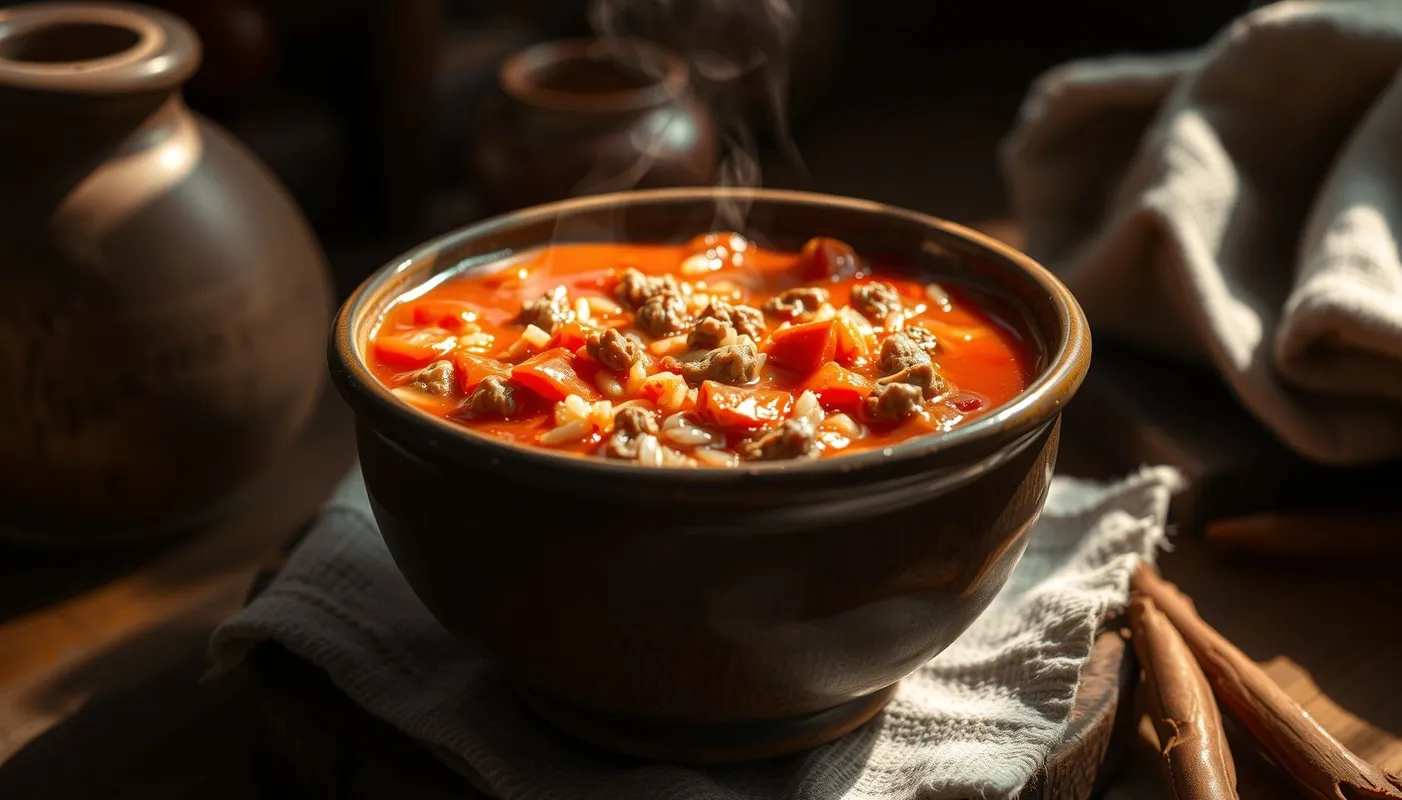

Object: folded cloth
[209,464,1180,800]
[1001,0,1402,466]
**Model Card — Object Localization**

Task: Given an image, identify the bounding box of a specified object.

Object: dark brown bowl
[329,188,1091,763]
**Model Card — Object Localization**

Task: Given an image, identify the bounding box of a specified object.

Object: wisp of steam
[582,0,806,233]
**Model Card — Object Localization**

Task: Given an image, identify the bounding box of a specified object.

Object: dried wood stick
[1129,596,1239,799]
[1205,513,1402,563]
[1132,564,1402,800]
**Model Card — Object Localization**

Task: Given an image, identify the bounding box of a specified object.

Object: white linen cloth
[1001,0,1402,465]
[209,464,1180,800]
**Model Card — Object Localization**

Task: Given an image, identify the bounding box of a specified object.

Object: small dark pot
[469,38,720,214]
[330,189,1090,763]
[0,3,332,548]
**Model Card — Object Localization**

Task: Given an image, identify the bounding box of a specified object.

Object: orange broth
[367,235,1037,466]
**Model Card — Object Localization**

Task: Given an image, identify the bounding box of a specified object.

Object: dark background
[0,0,1258,293]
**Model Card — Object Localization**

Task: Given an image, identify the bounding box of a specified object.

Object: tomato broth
[367,234,1037,466]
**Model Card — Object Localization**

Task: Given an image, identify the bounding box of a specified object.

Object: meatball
[614,268,679,309]
[851,281,903,324]
[878,332,932,374]
[739,419,819,461]
[865,381,924,422]
[635,291,692,338]
[661,342,762,386]
[762,287,829,322]
[461,375,516,417]
[516,285,572,332]
[585,328,643,372]
[407,359,455,396]
[603,406,660,459]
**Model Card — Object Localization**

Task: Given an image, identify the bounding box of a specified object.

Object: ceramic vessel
[0,3,332,547]
[331,188,1091,763]
[469,38,719,214]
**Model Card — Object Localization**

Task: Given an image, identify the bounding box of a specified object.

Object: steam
[586,0,805,231]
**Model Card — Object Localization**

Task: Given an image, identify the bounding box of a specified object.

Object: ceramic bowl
[329,188,1090,763]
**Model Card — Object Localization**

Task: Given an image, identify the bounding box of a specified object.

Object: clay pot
[0,3,332,548]
[470,38,719,214]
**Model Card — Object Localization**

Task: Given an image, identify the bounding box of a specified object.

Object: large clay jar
[0,3,332,548]
[470,38,719,214]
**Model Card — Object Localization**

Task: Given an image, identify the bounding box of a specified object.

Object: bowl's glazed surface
[331,188,1090,763]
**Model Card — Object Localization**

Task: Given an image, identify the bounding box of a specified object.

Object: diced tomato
[511,347,600,402]
[797,237,861,281]
[696,381,793,430]
[764,320,837,374]
[802,362,875,412]
[372,327,457,369]
[409,299,481,330]
[453,352,512,393]
[550,320,592,353]
[833,315,871,366]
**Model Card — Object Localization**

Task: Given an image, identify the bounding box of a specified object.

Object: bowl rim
[330,187,1090,483]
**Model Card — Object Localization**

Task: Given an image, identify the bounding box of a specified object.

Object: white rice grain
[564,393,591,420]
[664,425,716,447]
[925,282,952,310]
[636,433,664,466]
[793,390,824,426]
[589,400,615,430]
[626,361,648,394]
[596,370,624,399]
[648,335,689,357]
[586,296,623,316]
[522,324,552,349]
[693,448,738,468]
[822,412,861,438]
[539,419,592,445]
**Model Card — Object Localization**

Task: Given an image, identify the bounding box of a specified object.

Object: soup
[366,234,1036,466]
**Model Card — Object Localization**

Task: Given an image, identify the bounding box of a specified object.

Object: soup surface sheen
[367,234,1036,467]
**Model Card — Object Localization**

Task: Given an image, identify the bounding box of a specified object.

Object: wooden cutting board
[239,541,1139,800]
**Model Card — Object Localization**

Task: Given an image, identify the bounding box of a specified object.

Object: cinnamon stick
[1205,512,1402,563]
[1132,565,1402,800]
[1129,596,1239,799]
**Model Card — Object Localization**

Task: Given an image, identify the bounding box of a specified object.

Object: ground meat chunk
[902,325,940,357]
[864,381,925,422]
[878,332,932,374]
[613,268,679,309]
[739,419,819,461]
[407,359,456,396]
[687,316,734,351]
[762,287,829,321]
[603,406,659,459]
[585,328,643,371]
[661,342,762,386]
[515,285,572,331]
[851,281,903,324]
[690,300,765,349]
[461,375,516,417]
[877,362,948,398]
[635,291,692,338]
